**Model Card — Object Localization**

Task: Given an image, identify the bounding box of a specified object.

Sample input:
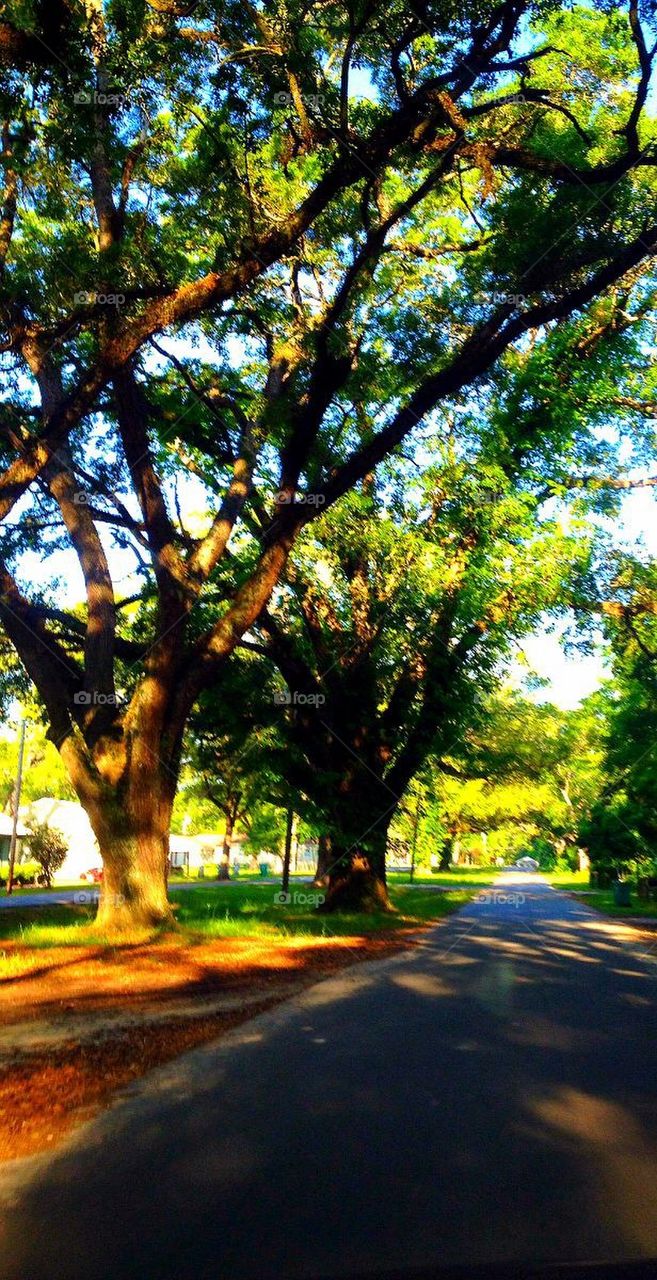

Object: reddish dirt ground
[0,933,407,1019]
[0,932,415,1162]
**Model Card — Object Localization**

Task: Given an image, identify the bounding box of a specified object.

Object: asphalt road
[2,873,657,1279]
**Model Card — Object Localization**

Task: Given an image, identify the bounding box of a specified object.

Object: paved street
[2,873,657,1278]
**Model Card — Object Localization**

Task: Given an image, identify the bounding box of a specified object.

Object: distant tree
[251,430,601,910]
[577,556,657,873]
[0,722,76,812]
[390,689,606,871]
[180,659,290,876]
[26,821,67,888]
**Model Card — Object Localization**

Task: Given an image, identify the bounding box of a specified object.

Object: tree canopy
[2,1,657,925]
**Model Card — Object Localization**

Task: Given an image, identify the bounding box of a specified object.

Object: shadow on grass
[0,884,476,990]
[0,929,422,1020]
[169,883,475,939]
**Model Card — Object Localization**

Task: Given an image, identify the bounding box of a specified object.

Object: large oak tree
[1,0,657,929]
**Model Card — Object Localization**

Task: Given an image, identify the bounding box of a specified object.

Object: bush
[25,824,68,888]
[15,860,40,885]
[0,859,41,886]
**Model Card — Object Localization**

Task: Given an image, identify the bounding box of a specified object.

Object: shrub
[0,859,41,886]
[25,823,68,888]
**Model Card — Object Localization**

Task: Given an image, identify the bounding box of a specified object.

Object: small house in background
[0,812,28,863]
[168,833,197,876]
[21,798,101,882]
[17,796,252,882]
[169,831,248,876]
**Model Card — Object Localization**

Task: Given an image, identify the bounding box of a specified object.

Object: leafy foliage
[2,2,657,920]
[25,820,67,887]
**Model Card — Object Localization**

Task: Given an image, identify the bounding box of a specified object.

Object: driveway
[2,874,657,1278]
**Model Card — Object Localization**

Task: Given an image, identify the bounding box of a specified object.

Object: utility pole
[410,789,421,883]
[7,719,26,896]
[281,698,297,898]
[291,812,298,873]
[281,807,295,897]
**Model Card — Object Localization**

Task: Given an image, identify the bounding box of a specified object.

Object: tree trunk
[73,717,178,935]
[312,833,331,887]
[281,807,294,895]
[92,796,174,933]
[319,817,391,913]
[438,838,452,871]
[218,812,233,880]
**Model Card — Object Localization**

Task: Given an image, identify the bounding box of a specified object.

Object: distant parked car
[80,867,103,882]
[514,856,539,872]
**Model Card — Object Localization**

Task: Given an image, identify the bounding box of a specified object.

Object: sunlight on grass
[387,868,499,887]
[0,905,161,950]
[548,871,657,919]
[573,888,657,918]
[0,948,38,978]
[544,870,589,886]
[171,883,475,939]
[0,881,477,950]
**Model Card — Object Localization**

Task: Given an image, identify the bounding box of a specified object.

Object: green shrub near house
[0,859,42,886]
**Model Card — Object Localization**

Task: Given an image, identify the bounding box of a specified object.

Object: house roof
[169,834,198,853]
[196,831,247,844]
[0,813,28,837]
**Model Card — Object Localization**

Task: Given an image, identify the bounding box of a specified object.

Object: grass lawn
[170,881,479,938]
[0,882,91,896]
[570,887,657,919]
[387,867,500,887]
[0,879,481,951]
[545,870,657,919]
[543,870,590,887]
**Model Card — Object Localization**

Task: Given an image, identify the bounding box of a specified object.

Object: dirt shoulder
[0,931,419,1162]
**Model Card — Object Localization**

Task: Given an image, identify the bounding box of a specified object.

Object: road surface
[2,873,657,1278]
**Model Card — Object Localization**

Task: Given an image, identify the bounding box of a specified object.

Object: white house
[169,830,248,874]
[19,797,250,882]
[0,812,29,865]
[21,798,101,882]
